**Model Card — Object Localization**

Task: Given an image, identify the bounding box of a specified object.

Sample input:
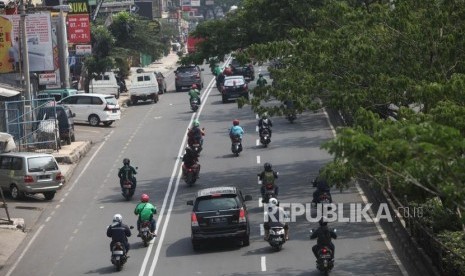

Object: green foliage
[411,198,462,233]
[437,231,465,274]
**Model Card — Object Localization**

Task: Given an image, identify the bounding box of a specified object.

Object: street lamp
[52,0,72,89]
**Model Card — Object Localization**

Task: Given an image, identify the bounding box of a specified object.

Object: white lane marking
[256,125,259,132]
[256,139,259,146]
[256,114,259,120]
[68,130,114,192]
[73,229,78,234]
[5,225,44,276]
[59,198,64,203]
[261,256,267,271]
[260,224,264,236]
[257,156,260,164]
[45,216,51,222]
[144,73,220,276]
[322,107,408,276]
[259,198,263,208]
[55,204,60,209]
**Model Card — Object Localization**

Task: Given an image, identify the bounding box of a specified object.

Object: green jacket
[188,89,200,100]
[257,77,267,87]
[213,66,222,76]
[134,202,157,221]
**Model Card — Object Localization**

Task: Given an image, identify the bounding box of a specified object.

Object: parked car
[187,186,252,250]
[128,72,159,105]
[154,71,167,94]
[58,94,120,127]
[174,65,204,92]
[90,72,120,99]
[0,152,63,200]
[221,76,249,103]
[230,59,255,81]
[37,88,78,102]
[35,105,76,145]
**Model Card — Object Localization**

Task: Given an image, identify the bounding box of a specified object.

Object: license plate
[113,250,124,255]
[112,110,117,113]
[210,217,227,224]
[273,237,282,242]
[141,227,149,231]
[115,256,120,261]
[38,175,50,179]
[123,184,132,188]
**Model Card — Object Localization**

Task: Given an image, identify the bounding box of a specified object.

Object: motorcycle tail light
[322,248,327,254]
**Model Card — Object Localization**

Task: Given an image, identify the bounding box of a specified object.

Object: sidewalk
[0,53,180,271]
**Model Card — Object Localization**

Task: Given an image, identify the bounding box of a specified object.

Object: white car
[58,94,120,127]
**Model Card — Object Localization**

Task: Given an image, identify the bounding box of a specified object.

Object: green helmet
[193,120,200,127]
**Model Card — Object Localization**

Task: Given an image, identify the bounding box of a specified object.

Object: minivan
[90,72,120,99]
[174,65,204,92]
[58,94,120,127]
[36,105,76,145]
[128,72,159,105]
[0,152,63,200]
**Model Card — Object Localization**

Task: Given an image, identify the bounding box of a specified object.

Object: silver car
[0,152,63,200]
[174,65,204,92]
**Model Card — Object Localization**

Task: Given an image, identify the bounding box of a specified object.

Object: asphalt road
[2,63,415,276]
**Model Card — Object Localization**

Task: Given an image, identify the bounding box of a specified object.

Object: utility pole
[19,0,31,101]
[58,0,70,88]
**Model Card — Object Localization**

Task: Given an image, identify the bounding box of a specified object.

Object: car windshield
[104,96,117,105]
[196,196,239,212]
[177,67,197,73]
[224,78,244,86]
[28,156,58,172]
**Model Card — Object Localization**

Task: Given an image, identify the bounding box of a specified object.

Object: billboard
[191,0,200,6]
[0,13,54,73]
[67,14,91,43]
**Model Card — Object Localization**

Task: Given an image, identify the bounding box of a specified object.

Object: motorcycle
[140,221,154,247]
[259,128,271,147]
[286,113,296,123]
[231,136,242,156]
[111,242,128,271]
[268,225,286,251]
[190,98,200,112]
[121,180,135,201]
[310,229,337,275]
[262,183,277,203]
[183,163,200,186]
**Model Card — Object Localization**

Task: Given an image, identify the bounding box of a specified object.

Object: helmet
[262,113,268,119]
[233,119,240,126]
[269,197,278,207]
[319,216,328,226]
[113,214,123,223]
[141,194,149,202]
[191,84,198,89]
[193,120,200,127]
[264,162,272,171]
[259,73,263,77]
[123,158,130,165]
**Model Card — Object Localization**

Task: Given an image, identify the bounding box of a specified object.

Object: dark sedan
[221,76,249,103]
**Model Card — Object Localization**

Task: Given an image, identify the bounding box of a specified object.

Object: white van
[128,72,159,105]
[90,72,119,99]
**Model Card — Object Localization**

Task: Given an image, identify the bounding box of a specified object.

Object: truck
[187,36,204,54]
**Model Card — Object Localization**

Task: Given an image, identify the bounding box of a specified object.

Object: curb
[53,141,92,164]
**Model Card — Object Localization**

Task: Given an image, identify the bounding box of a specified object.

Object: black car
[221,76,249,103]
[35,105,76,145]
[187,186,252,250]
[230,59,255,81]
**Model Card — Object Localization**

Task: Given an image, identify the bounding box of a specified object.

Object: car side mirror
[187,200,194,206]
[244,195,252,201]
[130,226,134,229]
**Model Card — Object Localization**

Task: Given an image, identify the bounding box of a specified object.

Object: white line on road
[261,256,267,271]
[259,198,263,208]
[59,198,64,203]
[260,224,264,236]
[45,216,51,222]
[5,225,44,276]
[256,139,259,146]
[55,204,60,209]
[257,155,260,164]
[322,108,408,276]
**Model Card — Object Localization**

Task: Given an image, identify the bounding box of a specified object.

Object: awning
[0,86,21,98]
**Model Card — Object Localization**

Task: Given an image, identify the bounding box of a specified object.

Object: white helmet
[269,198,278,207]
[113,214,122,223]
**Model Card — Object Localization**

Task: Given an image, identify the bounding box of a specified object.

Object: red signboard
[67,14,90,44]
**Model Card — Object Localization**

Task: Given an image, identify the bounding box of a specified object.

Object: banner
[67,14,91,44]
[0,13,54,73]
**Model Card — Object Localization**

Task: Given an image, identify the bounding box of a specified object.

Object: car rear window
[104,96,118,105]
[27,156,58,172]
[177,67,197,73]
[224,78,245,86]
[196,195,239,212]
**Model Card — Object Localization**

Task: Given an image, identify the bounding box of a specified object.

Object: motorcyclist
[312,171,332,204]
[256,73,268,88]
[106,214,132,254]
[182,146,200,179]
[258,163,279,202]
[216,72,226,89]
[118,158,137,194]
[134,194,157,237]
[213,64,222,77]
[187,119,205,147]
[310,217,337,260]
[229,119,244,140]
[188,84,201,106]
[258,113,273,138]
[264,198,289,241]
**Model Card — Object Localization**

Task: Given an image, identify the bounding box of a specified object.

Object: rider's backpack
[263,171,275,185]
